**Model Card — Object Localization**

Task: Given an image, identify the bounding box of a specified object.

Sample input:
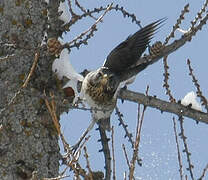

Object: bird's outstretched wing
[103,19,165,74]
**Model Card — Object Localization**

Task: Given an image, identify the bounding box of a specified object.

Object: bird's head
[88,67,120,93]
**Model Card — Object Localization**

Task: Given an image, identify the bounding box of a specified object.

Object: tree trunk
[0,1,62,179]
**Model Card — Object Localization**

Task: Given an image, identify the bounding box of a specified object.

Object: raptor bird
[75,19,164,149]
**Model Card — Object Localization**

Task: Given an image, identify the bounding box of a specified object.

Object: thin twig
[43,175,70,180]
[60,133,71,154]
[98,126,111,180]
[122,144,130,169]
[116,104,141,171]
[115,106,134,147]
[190,0,208,29]
[187,59,208,112]
[163,56,176,102]
[178,116,194,180]
[66,0,77,16]
[22,52,40,88]
[164,3,189,45]
[129,105,146,179]
[76,4,141,27]
[135,104,141,143]
[66,3,113,48]
[173,117,183,180]
[84,146,93,180]
[60,132,89,179]
[136,11,208,69]
[162,4,189,101]
[0,54,15,62]
[59,166,69,177]
[65,3,142,49]
[74,0,100,21]
[111,126,116,180]
[76,135,91,159]
[44,91,61,135]
[198,163,208,180]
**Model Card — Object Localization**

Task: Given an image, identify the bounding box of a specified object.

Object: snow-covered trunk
[0,1,63,179]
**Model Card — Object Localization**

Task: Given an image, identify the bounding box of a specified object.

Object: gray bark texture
[0,0,64,179]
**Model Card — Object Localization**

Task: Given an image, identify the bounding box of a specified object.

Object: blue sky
[59,0,208,179]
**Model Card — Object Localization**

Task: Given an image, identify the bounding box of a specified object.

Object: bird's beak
[101,74,108,85]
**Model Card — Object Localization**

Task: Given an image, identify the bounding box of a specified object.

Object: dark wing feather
[103,19,165,74]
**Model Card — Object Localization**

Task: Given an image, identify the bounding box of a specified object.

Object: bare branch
[118,89,208,124]
[22,52,40,88]
[66,0,77,16]
[0,54,15,62]
[111,126,116,180]
[63,3,142,49]
[164,3,189,45]
[161,4,190,102]
[77,4,141,27]
[115,106,134,147]
[43,175,70,180]
[129,105,146,179]
[172,117,184,180]
[65,3,113,49]
[137,12,208,68]
[190,0,208,29]
[178,116,194,180]
[198,163,208,180]
[122,144,130,169]
[74,0,101,21]
[97,126,111,180]
[163,56,176,102]
[110,4,142,27]
[44,91,61,135]
[187,59,208,112]
[83,146,93,180]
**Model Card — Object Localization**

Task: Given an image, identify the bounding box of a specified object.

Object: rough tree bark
[0,1,63,179]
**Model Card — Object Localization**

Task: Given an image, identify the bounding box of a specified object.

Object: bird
[81,66,120,131]
[73,18,165,150]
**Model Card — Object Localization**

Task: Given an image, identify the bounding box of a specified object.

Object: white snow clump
[181,91,202,111]
[52,49,84,104]
[58,1,70,24]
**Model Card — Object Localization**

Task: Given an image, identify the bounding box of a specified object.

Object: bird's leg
[71,119,96,153]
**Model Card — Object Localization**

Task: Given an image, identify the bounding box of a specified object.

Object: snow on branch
[181,91,202,112]
[118,89,208,124]
[52,48,84,104]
